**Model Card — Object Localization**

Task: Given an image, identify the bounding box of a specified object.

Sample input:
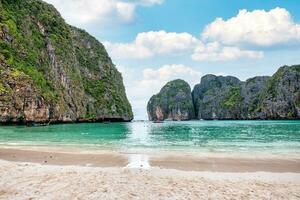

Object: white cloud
[103,41,153,59]
[142,64,201,87]
[44,0,163,25]
[192,42,264,61]
[104,31,200,59]
[104,30,264,61]
[202,7,300,47]
[104,8,300,62]
[133,0,164,6]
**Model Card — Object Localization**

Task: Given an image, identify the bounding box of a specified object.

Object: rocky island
[147,79,195,121]
[0,0,133,124]
[147,65,300,121]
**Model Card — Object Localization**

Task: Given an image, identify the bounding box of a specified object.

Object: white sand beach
[0,147,300,200]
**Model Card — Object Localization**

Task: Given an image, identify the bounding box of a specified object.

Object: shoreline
[0,119,299,126]
[1,146,300,172]
[0,118,133,126]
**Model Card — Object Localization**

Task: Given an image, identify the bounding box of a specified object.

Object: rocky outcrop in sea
[147,65,300,121]
[147,79,195,121]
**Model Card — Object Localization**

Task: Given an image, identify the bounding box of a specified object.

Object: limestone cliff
[260,65,300,119]
[147,79,195,121]
[192,75,242,119]
[0,0,133,124]
[192,65,300,120]
[147,65,300,121]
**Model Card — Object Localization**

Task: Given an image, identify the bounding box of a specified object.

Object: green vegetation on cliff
[221,87,243,108]
[147,79,195,121]
[148,65,300,121]
[191,65,300,120]
[0,0,133,123]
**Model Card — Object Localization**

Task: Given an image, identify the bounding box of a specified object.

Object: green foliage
[148,79,194,119]
[296,99,300,108]
[83,78,105,100]
[287,110,294,118]
[0,0,63,103]
[82,76,131,116]
[22,65,59,102]
[203,89,214,96]
[0,82,7,93]
[11,68,22,77]
[0,0,133,121]
[5,19,17,35]
[265,67,285,99]
[16,114,24,121]
[248,102,262,113]
[222,87,242,108]
[85,113,96,120]
[72,27,111,73]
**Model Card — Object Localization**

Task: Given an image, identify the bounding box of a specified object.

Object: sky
[44,0,300,119]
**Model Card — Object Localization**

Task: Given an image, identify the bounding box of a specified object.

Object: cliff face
[147,79,195,121]
[0,0,133,124]
[192,65,300,120]
[260,65,300,119]
[192,75,242,119]
[240,76,270,119]
[147,65,300,121]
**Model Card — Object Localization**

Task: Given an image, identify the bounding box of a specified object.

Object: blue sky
[45,0,300,119]
[99,0,300,41]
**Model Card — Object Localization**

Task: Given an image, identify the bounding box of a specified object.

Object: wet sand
[0,147,127,167]
[0,147,300,172]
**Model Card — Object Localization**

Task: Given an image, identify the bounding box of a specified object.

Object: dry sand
[0,147,300,199]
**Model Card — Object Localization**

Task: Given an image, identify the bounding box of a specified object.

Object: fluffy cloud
[105,31,263,61]
[104,8,300,62]
[44,0,163,25]
[202,7,300,47]
[141,64,202,87]
[104,31,200,59]
[118,64,202,119]
[192,42,264,61]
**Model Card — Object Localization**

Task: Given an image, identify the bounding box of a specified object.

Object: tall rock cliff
[147,79,195,121]
[147,65,300,121]
[0,0,133,124]
[192,65,300,120]
[192,75,242,119]
[260,65,300,119]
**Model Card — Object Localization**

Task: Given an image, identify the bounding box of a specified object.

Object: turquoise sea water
[0,121,299,154]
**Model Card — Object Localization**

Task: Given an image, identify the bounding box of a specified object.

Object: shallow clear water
[0,121,300,154]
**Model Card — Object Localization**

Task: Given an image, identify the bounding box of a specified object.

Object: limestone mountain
[0,0,133,124]
[192,65,300,120]
[192,75,242,119]
[260,65,300,119]
[147,79,195,121]
[147,65,300,121]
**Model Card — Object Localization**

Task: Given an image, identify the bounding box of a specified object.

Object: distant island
[147,65,300,121]
[0,0,133,124]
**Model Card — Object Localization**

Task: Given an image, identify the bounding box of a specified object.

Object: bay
[0,120,299,154]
